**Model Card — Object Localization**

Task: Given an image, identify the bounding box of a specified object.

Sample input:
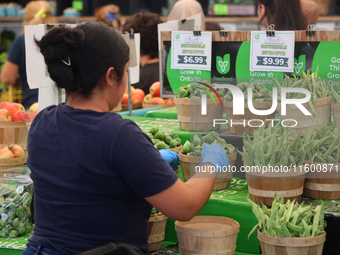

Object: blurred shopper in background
[1,1,56,110]
[122,11,163,95]
[167,0,206,31]
[94,4,121,31]
[257,0,319,30]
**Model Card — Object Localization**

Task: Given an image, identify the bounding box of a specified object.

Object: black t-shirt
[26,104,178,254]
[7,35,38,109]
[133,62,159,95]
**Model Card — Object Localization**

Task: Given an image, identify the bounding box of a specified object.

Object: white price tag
[171,31,212,71]
[250,31,295,72]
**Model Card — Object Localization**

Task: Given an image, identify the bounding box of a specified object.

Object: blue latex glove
[198,144,229,179]
[159,149,180,170]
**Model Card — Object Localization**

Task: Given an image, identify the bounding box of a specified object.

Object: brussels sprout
[146,133,153,139]
[0,220,5,228]
[17,223,26,235]
[179,89,188,98]
[264,97,272,102]
[154,131,165,141]
[9,203,17,210]
[255,83,265,91]
[152,139,161,145]
[150,126,159,135]
[190,143,195,152]
[0,229,6,237]
[259,88,270,96]
[237,83,245,92]
[169,140,178,148]
[155,141,167,150]
[11,218,19,228]
[9,230,18,238]
[151,207,160,215]
[195,145,202,151]
[24,222,33,234]
[164,136,173,145]
[164,130,173,138]
[12,194,21,204]
[224,95,232,101]
[181,141,190,154]
[201,134,215,145]
[8,211,16,221]
[3,227,11,235]
[174,138,182,146]
[16,206,26,220]
[165,145,170,149]
[194,150,201,156]
[193,135,201,147]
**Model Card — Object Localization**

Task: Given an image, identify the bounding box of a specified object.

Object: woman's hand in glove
[198,144,229,178]
[159,149,180,170]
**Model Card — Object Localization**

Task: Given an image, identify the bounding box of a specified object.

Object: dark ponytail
[35,22,130,97]
[257,0,307,30]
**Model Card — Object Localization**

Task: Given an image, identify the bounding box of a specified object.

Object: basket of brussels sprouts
[179,132,237,191]
[145,126,182,175]
[224,82,276,135]
[148,207,168,252]
[0,167,33,238]
[175,82,224,131]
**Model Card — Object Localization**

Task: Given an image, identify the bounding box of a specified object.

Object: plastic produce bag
[0,167,33,238]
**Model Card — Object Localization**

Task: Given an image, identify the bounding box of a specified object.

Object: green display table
[0,233,31,255]
[121,116,228,146]
[144,107,178,119]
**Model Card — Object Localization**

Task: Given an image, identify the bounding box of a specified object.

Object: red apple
[132,89,145,99]
[150,97,165,105]
[29,102,38,112]
[166,98,175,105]
[125,86,135,95]
[121,94,129,105]
[12,103,25,112]
[12,110,27,121]
[0,102,16,116]
[0,109,12,121]
[131,94,143,104]
[8,144,25,158]
[143,94,152,104]
[0,146,14,159]
[150,82,160,97]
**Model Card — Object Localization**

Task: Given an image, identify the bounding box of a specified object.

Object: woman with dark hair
[122,11,163,94]
[22,22,229,255]
[257,0,319,30]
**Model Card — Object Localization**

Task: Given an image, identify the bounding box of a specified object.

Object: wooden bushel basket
[0,156,26,183]
[304,161,340,200]
[277,97,332,136]
[331,103,340,129]
[175,98,224,131]
[179,151,237,191]
[258,231,326,255]
[0,121,28,150]
[175,216,240,255]
[223,99,276,135]
[148,214,168,252]
[245,162,306,206]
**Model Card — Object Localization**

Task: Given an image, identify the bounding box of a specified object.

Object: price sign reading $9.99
[178,55,207,65]
[257,56,289,67]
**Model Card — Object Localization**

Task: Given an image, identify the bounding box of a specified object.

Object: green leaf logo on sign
[293,55,306,76]
[255,34,260,40]
[175,34,180,40]
[216,54,230,75]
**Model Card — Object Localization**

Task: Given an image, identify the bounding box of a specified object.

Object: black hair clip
[306,24,316,37]
[266,24,275,37]
[220,26,228,37]
[193,26,201,36]
[129,28,134,39]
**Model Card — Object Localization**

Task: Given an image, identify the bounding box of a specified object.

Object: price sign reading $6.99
[171,31,212,71]
[178,55,207,65]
